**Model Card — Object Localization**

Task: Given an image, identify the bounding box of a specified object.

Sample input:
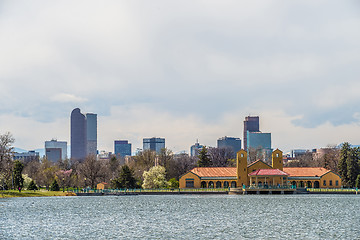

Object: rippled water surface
[1,194,359,239]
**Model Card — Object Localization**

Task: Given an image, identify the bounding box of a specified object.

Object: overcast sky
[1,1,360,154]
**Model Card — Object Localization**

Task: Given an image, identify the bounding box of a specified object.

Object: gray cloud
[1,0,360,150]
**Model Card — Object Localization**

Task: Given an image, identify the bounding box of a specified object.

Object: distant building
[86,113,97,156]
[13,151,39,162]
[114,140,132,158]
[190,141,203,157]
[290,149,308,159]
[143,137,165,153]
[45,139,67,162]
[247,132,271,150]
[217,136,241,158]
[71,108,97,160]
[97,151,112,161]
[243,116,259,151]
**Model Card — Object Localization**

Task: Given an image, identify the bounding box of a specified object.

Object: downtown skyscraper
[243,116,259,151]
[71,108,97,160]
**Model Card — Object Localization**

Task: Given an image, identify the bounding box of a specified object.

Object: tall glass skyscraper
[243,116,259,151]
[143,137,165,154]
[217,136,241,158]
[71,108,97,160]
[86,113,97,156]
[114,140,132,158]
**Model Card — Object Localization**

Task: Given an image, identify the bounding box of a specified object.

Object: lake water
[1,194,359,239]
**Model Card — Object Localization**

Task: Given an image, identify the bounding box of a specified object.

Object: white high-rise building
[45,139,67,162]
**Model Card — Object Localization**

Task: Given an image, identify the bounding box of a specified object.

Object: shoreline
[0,190,76,198]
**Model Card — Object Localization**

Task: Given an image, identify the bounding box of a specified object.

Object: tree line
[1,132,359,190]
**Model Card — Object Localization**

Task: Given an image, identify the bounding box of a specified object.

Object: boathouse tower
[272,149,283,171]
[236,149,248,188]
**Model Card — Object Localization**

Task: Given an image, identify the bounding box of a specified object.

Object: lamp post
[84,177,87,192]
[62,177,65,192]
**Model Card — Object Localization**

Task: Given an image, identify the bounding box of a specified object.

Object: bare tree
[208,147,234,167]
[78,154,104,189]
[23,159,41,180]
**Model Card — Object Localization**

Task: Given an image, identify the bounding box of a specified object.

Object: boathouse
[179,149,341,189]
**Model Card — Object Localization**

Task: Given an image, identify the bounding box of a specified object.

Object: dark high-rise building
[71,108,87,160]
[71,108,97,160]
[217,136,241,158]
[243,116,259,151]
[143,137,165,154]
[114,140,132,157]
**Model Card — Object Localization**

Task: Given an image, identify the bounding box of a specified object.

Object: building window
[323,180,326,186]
[336,180,339,186]
[329,180,333,186]
[186,180,194,188]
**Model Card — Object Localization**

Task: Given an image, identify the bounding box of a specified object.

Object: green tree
[50,179,60,191]
[355,174,360,189]
[347,147,360,188]
[338,142,351,186]
[168,178,179,188]
[111,165,137,189]
[142,166,168,189]
[197,146,212,167]
[27,180,38,191]
[13,160,24,191]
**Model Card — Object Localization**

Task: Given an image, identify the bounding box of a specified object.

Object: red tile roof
[190,167,236,177]
[248,169,288,176]
[283,167,330,177]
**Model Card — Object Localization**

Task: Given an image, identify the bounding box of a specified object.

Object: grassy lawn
[0,190,76,198]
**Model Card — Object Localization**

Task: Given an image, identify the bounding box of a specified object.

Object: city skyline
[1,1,360,153]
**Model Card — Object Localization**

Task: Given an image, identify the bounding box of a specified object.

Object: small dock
[229,187,297,195]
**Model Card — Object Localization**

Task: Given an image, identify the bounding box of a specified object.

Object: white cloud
[51,93,88,103]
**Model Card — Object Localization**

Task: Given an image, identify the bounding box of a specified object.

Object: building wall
[179,172,201,188]
[46,148,62,162]
[320,172,341,188]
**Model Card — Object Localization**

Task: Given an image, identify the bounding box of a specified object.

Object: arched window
[201,181,207,188]
[231,181,237,188]
[224,181,229,188]
[208,181,214,188]
[216,181,222,188]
